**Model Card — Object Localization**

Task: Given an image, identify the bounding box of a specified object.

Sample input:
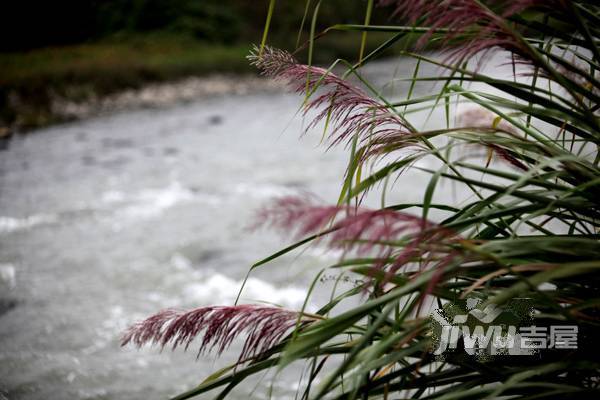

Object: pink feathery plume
[456,107,517,134]
[378,0,555,64]
[257,196,434,248]
[361,130,427,162]
[486,144,528,171]
[248,46,412,150]
[121,305,301,362]
[256,196,461,284]
[457,107,528,171]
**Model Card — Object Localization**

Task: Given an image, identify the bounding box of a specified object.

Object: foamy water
[0,215,59,234]
[0,89,354,400]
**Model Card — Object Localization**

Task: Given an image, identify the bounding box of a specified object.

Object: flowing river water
[0,55,516,399]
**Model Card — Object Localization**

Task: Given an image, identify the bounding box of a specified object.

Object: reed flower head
[248,46,412,150]
[457,107,516,133]
[378,0,553,64]
[121,305,301,362]
[256,196,461,284]
[457,107,528,170]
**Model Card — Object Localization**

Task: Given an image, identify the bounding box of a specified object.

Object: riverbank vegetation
[0,1,401,132]
[0,35,248,129]
[124,1,600,399]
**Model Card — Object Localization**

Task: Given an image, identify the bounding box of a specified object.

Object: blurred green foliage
[0,0,399,130]
[0,0,391,52]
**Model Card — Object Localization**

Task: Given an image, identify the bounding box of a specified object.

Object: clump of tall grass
[123,1,600,398]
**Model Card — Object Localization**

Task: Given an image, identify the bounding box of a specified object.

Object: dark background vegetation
[0,1,397,130]
[1,0,386,51]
